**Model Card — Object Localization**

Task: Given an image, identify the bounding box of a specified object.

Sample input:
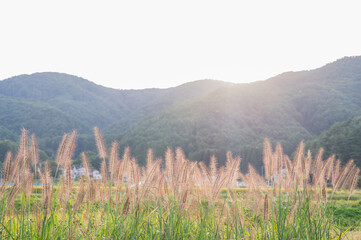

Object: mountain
[104,80,234,133]
[1,56,361,171]
[0,72,164,138]
[117,56,361,170]
[0,73,232,158]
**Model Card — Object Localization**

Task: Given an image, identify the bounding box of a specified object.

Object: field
[0,128,360,239]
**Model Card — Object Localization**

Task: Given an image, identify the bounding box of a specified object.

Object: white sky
[1,1,361,89]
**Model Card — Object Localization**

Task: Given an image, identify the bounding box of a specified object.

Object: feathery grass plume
[15,128,30,184]
[321,181,327,202]
[24,170,34,197]
[116,161,123,185]
[7,186,20,207]
[340,165,356,189]
[112,160,120,182]
[140,158,162,199]
[210,155,218,180]
[305,150,312,179]
[31,134,39,169]
[12,153,23,186]
[225,157,241,202]
[226,151,234,172]
[165,147,174,187]
[81,152,91,180]
[129,159,140,203]
[333,160,354,192]
[146,148,154,174]
[284,155,293,185]
[64,158,73,202]
[332,159,341,186]
[44,160,51,179]
[119,147,130,182]
[0,153,10,203]
[175,147,186,174]
[226,157,241,187]
[62,130,77,169]
[315,155,334,187]
[263,138,272,180]
[73,178,86,212]
[300,150,307,184]
[3,152,13,184]
[109,141,119,176]
[312,148,324,175]
[100,159,107,185]
[325,155,335,180]
[55,133,69,166]
[174,160,187,192]
[194,164,207,198]
[87,179,97,203]
[180,161,192,199]
[247,164,266,189]
[275,143,283,177]
[187,162,197,184]
[290,141,304,183]
[13,135,26,185]
[132,158,140,186]
[199,161,212,184]
[94,127,107,159]
[20,128,29,168]
[211,169,227,201]
[348,168,360,200]
[38,161,52,215]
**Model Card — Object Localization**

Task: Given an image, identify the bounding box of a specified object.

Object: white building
[63,166,102,180]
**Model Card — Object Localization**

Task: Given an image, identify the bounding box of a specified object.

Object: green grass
[0,188,359,239]
[1,129,359,239]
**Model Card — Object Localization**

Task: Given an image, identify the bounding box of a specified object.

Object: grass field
[0,128,359,239]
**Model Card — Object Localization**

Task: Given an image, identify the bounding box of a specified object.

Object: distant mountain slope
[306,116,361,168]
[118,56,361,169]
[1,57,361,171]
[266,56,361,135]
[0,73,166,136]
[0,73,232,140]
[104,80,233,133]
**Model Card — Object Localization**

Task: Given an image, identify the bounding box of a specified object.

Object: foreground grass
[0,188,358,239]
[0,128,359,239]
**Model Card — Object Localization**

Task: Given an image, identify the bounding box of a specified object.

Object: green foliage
[116,57,361,171]
[330,201,361,229]
[306,116,361,169]
[2,57,361,171]
[0,139,18,166]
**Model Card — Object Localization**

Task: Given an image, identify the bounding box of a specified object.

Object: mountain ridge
[1,56,361,171]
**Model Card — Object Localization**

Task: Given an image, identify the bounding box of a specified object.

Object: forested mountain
[104,80,233,133]
[1,56,361,172]
[0,72,165,138]
[0,73,231,138]
[117,56,361,170]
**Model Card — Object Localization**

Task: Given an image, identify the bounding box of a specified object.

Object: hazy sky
[1,1,361,89]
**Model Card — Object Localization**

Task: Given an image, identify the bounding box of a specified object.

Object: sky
[1,1,361,90]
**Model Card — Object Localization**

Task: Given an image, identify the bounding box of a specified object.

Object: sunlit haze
[1,0,361,89]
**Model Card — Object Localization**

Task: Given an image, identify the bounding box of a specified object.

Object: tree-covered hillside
[104,80,233,133]
[306,116,361,169]
[1,56,361,172]
[0,73,232,160]
[0,72,166,137]
[117,56,361,170]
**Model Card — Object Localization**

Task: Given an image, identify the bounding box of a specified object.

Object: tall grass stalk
[0,129,359,239]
